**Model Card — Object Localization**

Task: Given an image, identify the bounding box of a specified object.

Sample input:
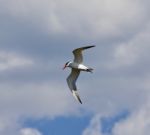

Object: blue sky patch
[23,115,92,135]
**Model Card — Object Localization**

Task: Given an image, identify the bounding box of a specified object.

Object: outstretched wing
[73,45,95,63]
[67,69,82,104]
[67,69,80,91]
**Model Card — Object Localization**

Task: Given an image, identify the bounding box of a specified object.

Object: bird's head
[63,61,72,70]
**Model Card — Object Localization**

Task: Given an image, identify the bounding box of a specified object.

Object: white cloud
[0,82,81,119]
[0,82,82,135]
[106,22,150,68]
[83,101,150,135]
[82,115,102,135]
[0,51,33,71]
[1,0,149,38]
[82,73,150,135]
[112,76,150,135]
[20,128,42,135]
[113,98,150,135]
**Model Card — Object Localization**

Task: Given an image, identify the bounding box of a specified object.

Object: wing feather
[73,45,95,63]
[67,69,82,104]
[67,69,80,91]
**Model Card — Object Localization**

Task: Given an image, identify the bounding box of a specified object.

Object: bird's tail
[72,90,82,104]
[87,68,94,73]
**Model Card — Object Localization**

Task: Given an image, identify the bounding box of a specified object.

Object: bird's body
[63,45,95,104]
[67,62,93,72]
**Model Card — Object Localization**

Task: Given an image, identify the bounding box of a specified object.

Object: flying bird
[63,45,95,104]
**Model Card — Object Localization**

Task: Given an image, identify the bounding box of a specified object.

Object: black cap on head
[65,61,70,66]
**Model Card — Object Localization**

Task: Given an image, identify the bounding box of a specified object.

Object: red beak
[63,65,66,70]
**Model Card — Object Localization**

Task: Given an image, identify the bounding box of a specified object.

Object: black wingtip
[72,90,83,104]
[86,45,96,48]
[76,92,82,104]
[91,45,96,47]
[78,97,82,104]
[81,45,96,50]
[90,45,96,47]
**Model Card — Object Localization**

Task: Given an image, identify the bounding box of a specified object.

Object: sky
[0,0,150,135]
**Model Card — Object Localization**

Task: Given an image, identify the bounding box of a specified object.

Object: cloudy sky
[0,0,150,135]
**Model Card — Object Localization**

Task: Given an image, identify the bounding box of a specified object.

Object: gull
[63,45,95,104]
